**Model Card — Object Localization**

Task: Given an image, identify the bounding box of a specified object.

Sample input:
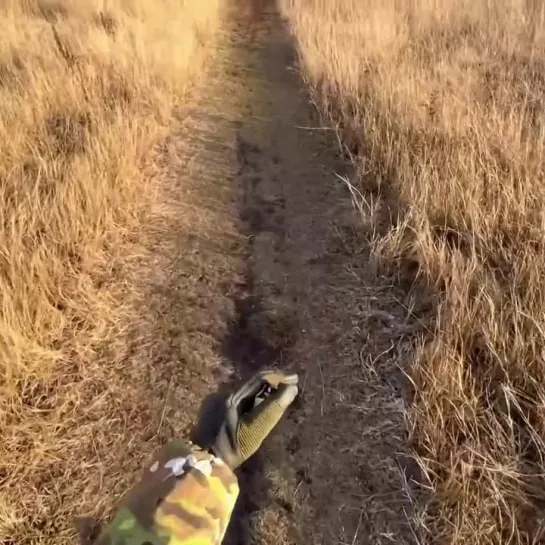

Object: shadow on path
[135,0,436,543]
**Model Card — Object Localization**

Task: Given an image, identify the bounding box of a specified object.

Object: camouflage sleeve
[94,440,239,545]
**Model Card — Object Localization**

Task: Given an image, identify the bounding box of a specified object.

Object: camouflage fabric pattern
[94,440,239,545]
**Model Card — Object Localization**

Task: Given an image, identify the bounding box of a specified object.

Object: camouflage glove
[210,369,299,469]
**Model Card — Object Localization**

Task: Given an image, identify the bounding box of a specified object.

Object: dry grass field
[280,0,545,543]
[5,0,545,543]
[0,0,220,542]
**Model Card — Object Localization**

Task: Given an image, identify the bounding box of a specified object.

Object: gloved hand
[84,369,298,545]
[210,369,299,469]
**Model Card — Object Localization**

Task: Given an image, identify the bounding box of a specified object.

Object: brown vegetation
[0,0,220,542]
[280,0,545,543]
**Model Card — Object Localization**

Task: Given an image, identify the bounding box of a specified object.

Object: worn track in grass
[129,2,424,544]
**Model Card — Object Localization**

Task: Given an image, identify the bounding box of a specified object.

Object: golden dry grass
[0,0,220,542]
[280,0,545,543]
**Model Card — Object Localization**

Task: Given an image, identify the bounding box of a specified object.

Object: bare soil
[119,2,426,545]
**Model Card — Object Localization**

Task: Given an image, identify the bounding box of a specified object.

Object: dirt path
[128,3,423,545]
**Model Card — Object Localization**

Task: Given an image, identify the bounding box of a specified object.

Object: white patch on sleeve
[186,454,197,467]
[211,456,225,466]
[164,457,187,476]
[193,459,213,476]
